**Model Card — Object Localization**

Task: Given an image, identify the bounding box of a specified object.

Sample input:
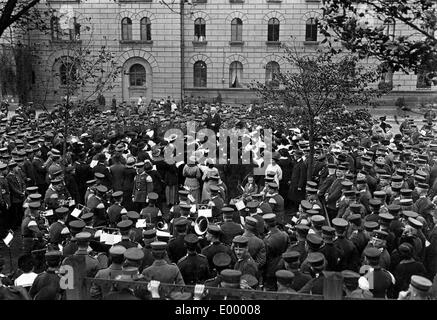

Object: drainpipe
[180,0,185,103]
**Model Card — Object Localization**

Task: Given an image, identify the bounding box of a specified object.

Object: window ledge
[192,41,208,46]
[120,40,153,44]
[230,0,245,3]
[305,0,320,2]
[50,39,82,45]
[129,86,147,89]
[229,41,244,46]
[267,0,282,2]
[193,0,207,3]
[119,0,152,2]
[266,41,281,46]
[304,41,319,45]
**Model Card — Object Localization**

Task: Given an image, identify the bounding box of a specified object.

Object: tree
[251,45,382,179]
[320,0,437,79]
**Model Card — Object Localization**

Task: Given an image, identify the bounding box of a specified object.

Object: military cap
[364,247,381,259]
[306,187,318,194]
[55,206,69,216]
[380,174,391,180]
[75,232,92,242]
[368,199,382,207]
[379,213,394,223]
[8,160,17,168]
[245,216,258,228]
[348,213,362,225]
[396,169,406,176]
[213,252,231,268]
[29,193,42,201]
[28,201,41,209]
[282,251,301,263]
[363,161,373,169]
[109,245,126,256]
[94,173,105,181]
[143,229,157,239]
[207,224,222,236]
[81,212,94,222]
[126,157,136,165]
[410,275,432,292]
[267,182,279,189]
[26,186,39,193]
[232,235,249,247]
[414,174,426,183]
[372,230,388,240]
[262,213,276,223]
[135,162,145,168]
[178,190,189,197]
[400,199,413,206]
[417,182,429,189]
[306,252,325,268]
[373,191,386,199]
[364,221,379,232]
[327,163,337,169]
[402,211,419,219]
[124,247,144,261]
[147,192,158,201]
[241,274,258,288]
[275,270,295,286]
[311,215,325,226]
[69,220,86,232]
[221,206,234,216]
[112,191,123,198]
[306,233,323,248]
[86,179,96,186]
[295,224,310,235]
[210,185,219,193]
[184,233,199,247]
[126,211,140,220]
[405,162,416,169]
[321,226,336,237]
[300,200,313,211]
[244,201,258,211]
[400,189,413,197]
[344,190,356,197]
[337,164,347,171]
[174,217,188,231]
[45,250,62,262]
[332,218,348,229]
[220,269,242,284]
[349,203,362,213]
[341,181,353,190]
[150,241,167,251]
[341,270,360,283]
[179,204,192,211]
[356,176,367,183]
[387,204,401,215]
[408,217,423,229]
[117,219,133,231]
[0,163,7,170]
[94,185,107,194]
[306,209,319,216]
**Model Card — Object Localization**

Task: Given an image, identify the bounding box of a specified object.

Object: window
[416,67,432,89]
[140,17,152,41]
[229,61,243,88]
[231,18,243,42]
[60,62,77,86]
[69,17,80,41]
[121,17,132,41]
[51,17,61,40]
[384,18,395,39]
[129,64,146,87]
[268,18,280,42]
[194,18,206,41]
[265,61,280,86]
[193,61,207,87]
[305,18,318,42]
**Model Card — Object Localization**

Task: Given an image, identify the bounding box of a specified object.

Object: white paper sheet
[136,219,147,228]
[235,200,245,211]
[71,208,82,218]
[3,232,13,246]
[90,160,98,168]
[198,208,212,218]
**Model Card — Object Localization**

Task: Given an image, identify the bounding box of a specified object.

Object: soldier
[126,211,143,244]
[263,213,289,291]
[87,185,107,211]
[132,162,154,212]
[245,200,265,237]
[63,220,86,257]
[209,185,224,222]
[29,250,63,300]
[89,245,126,300]
[325,164,347,221]
[216,269,242,300]
[123,247,145,270]
[140,192,162,227]
[0,162,11,232]
[82,212,96,237]
[398,275,433,300]
[275,270,296,293]
[287,224,310,263]
[48,207,69,245]
[92,153,112,189]
[44,178,69,211]
[204,252,232,289]
[177,234,210,285]
[32,148,48,196]
[232,235,258,278]
[114,220,139,249]
[21,201,46,254]
[242,216,266,270]
[280,251,312,291]
[7,161,26,228]
[201,224,235,270]
[362,246,395,299]
[298,252,327,295]
[168,218,189,263]
[333,218,361,272]
[84,179,97,205]
[107,191,126,227]
[319,226,342,271]
[219,207,243,246]
[69,232,101,277]
[347,214,368,256]
[265,182,285,224]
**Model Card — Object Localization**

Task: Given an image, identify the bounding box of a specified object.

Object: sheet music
[71,208,82,218]
[3,232,13,246]
[235,200,245,211]
[198,208,212,218]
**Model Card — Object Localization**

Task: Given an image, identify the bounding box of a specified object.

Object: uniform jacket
[29,270,61,299]
[49,220,66,245]
[32,157,47,186]
[167,235,188,263]
[220,221,244,246]
[7,171,25,203]
[89,264,123,300]
[109,163,125,191]
[243,230,266,268]
[93,163,112,189]
[234,253,258,278]
[177,253,210,285]
[133,172,153,203]
[142,259,185,285]
[201,241,236,270]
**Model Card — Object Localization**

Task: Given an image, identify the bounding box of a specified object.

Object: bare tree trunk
[307,119,315,181]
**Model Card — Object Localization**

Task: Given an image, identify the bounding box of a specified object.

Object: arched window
[265,61,280,87]
[268,18,280,42]
[129,64,146,87]
[121,17,132,41]
[384,18,395,39]
[231,18,243,42]
[229,61,243,88]
[193,61,207,87]
[51,16,61,40]
[305,18,318,42]
[69,17,81,41]
[140,17,152,41]
[194,18,206,41]
[60,61,77,86]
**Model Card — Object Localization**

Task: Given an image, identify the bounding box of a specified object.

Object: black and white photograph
[0,0,436,306]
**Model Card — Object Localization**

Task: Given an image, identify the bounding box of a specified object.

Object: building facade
[20,0,437,106]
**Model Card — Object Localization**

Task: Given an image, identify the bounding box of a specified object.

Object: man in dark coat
[219,207,243,246]
[109,154,126,192]
[205,106,221,134]
[74,153,93,205]
[93,153,112,190]
[167,219,189,263]
[201,224,235,270]
[177,234,210,285]
[288,150,307,213]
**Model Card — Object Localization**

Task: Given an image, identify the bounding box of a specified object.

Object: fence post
[63,255,88,300]
[323,271,344,300]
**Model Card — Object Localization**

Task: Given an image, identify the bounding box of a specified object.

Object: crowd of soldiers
[0,100,436,301]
